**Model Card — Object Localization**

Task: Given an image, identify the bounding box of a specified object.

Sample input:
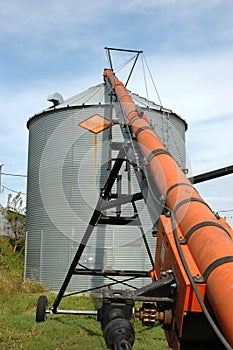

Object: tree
[0,192,26,253]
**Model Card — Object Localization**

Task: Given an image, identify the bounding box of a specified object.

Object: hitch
[98,290,135,350]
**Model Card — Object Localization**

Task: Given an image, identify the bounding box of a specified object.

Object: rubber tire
[36,295,48,322]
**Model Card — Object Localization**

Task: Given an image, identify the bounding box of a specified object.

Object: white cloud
[0,0,232,215]
[1,0,232,53]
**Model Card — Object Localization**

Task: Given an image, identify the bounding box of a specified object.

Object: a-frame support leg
[52,147,127,312]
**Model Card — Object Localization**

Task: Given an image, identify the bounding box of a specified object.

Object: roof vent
[47,92,64,106]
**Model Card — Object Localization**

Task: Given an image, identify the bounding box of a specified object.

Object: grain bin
[25,82,187,292]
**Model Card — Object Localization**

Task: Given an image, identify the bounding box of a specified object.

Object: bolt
[195,274,201,280]
[165,209,171,217]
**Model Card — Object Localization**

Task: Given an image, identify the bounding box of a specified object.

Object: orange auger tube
[104,69,233,346]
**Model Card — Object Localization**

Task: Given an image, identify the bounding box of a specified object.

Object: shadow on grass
[51,315,103,337]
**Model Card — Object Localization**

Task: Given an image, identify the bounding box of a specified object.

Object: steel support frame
[51,144,154,313]
[50,58,164,317]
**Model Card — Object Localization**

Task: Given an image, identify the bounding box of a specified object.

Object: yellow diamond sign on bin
[78,114,111,134]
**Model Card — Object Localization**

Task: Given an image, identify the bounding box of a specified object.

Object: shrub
[0,236,47,294]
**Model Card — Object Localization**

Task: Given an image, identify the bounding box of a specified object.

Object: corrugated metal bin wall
[25,86,187,292]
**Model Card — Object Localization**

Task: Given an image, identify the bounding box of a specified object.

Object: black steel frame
[104,47,143,88]
[50,143,157,314]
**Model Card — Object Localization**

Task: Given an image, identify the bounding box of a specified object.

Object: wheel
[36,295,48,322]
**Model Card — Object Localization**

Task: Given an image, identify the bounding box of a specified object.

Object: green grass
[0,236,167,349]
[0,293,167,349]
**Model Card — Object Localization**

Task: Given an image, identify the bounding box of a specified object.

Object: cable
[1,172,27,177]
[142,54,163,107]
[141,54,149,101]
[218,209,233,213]
[115,55,138,74]
[1,185,26,195]
[168,208,233,349]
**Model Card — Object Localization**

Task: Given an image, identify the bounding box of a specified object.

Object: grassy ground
[0,293,167,349]
[0,237,167,349]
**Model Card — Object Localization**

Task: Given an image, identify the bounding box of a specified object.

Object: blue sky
[0,0,232,223]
